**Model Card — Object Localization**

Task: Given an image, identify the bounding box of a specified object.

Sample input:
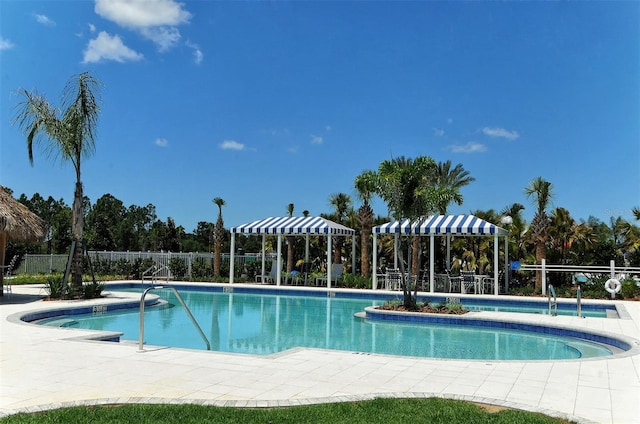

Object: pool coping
[2,282,639,424]
[12,282,639,361]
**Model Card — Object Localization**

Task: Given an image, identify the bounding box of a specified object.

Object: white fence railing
[15,251,273,278]
[516,259,640,294]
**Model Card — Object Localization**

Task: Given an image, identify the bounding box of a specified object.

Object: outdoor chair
[445,269,462,293]
[461,271,477,294]
[315,263,343,287]
[482,271,504,295]
[385,268,402,291]
[256,261,278,284]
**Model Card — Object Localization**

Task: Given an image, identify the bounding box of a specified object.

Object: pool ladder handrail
[138,285,210,352]
[141,265,170,285]
[548,284,557,316]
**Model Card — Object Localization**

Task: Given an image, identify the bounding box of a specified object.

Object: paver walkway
[1,284,639,423]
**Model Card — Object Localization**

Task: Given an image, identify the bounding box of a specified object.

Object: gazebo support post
[326,233,332,288]
[494,233,499,295]
[372,232,378,289]
[429,233,435,293]
[261,234,266,280]
[276,235,282,286]
[229,233,235,284]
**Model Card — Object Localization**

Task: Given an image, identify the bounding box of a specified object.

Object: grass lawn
[0,398,574,423]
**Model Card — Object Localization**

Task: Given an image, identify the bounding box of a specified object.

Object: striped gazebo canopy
[232,216,355,236]
[374,214,508,236]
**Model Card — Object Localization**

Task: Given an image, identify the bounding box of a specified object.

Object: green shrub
[620,278,639,299]
[340,274,372,289]
[169,258,188,279]
[45,274,67,299]
[83,280,105,299]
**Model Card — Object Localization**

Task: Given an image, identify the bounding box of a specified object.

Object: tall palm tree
[286,203,295,273]
[328,193,352,265]
[434,160,474,214]
[429,160,475,273]
[212,197,226,277]
[354,170,377,277]
[524,177,553,292]
[633,207,640,221]
[13,71,102,294]
[375,155,448,307]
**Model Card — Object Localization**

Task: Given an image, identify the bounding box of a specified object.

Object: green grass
[0,398,574,423]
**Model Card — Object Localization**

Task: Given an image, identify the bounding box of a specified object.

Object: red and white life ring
[604,278,621,294]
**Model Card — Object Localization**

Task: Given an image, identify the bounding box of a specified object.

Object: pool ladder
[142,265,169,285]
[548,284,558,316]
[138,285,210,352]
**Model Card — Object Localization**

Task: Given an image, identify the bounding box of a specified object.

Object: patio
[1,283,639,423]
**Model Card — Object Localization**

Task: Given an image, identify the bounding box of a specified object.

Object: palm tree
[430,160,475,273]
[13,71,102,294]
[286,203,295,273]
[328,193,352,265]
[212,197,226,277]
[524,177,553,292]
[354,170,377,277]
[434,160,475,214]
[374,155,449,307]
[633,207,640,221]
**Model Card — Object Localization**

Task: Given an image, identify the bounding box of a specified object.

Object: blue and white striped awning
[232,216,356,235]
[373,214,508,236]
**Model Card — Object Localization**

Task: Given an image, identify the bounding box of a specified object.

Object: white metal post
[372,232,378,290]
[429,233,435,293]
[229,234,235,284]
[541,258,547,295]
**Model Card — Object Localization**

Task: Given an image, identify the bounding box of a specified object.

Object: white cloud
[155,137,168,147]
[220,140,245,151]
[0,36,14,50]
[95,0,191,51]
[447,118,453,124]
[35,14,55,26]
[140,26,181,52]
[88,23,96,32]
[82,31,143,63]
[310,135,323,145]
[186,41,203,64]
[448,142,487,153]
[481,126,519,140]
[325,125,332,131]
[433,128,444,137]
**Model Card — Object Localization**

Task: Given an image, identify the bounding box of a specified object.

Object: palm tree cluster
[11,73,640,295]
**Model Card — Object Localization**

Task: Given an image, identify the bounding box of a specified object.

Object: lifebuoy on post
[604,278,622,297]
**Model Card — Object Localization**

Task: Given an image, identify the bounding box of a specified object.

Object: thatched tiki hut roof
[0,186,46,296]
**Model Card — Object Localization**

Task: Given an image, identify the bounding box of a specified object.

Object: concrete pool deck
[1,284,639,423]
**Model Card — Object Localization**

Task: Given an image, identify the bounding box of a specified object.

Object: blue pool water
[34,285,617,360]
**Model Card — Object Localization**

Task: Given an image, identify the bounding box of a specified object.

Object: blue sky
[1,0,638,232]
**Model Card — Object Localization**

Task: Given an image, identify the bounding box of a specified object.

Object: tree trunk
[70,182,84,293]
[287,236,294,273]
[333,236,342,265]
[214,241,220,277]
[360,230,370,277]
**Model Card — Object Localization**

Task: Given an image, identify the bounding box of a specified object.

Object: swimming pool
[30,283,629,360]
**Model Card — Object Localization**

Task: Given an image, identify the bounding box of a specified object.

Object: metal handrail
[138,285,210,352]
[141,265,170,285]
[548,284,557,316]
